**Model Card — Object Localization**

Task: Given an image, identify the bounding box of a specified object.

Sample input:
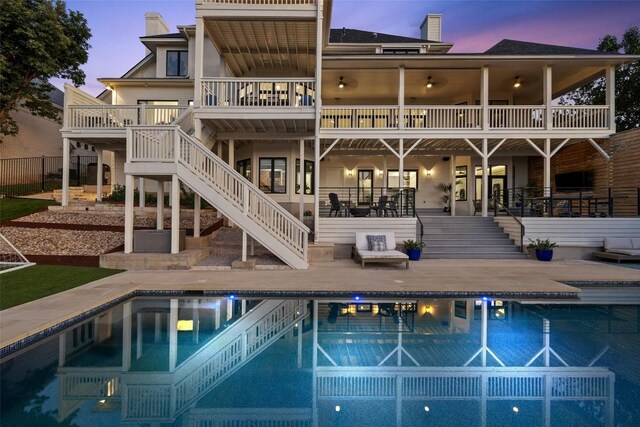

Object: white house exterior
[60,0,639,268]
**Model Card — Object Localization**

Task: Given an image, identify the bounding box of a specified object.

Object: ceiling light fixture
[338,76,346,89]
[513,76,522,88]
[426,76,433,89]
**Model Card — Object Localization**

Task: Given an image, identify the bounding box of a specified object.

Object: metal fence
[0,155,97,198]
[494,186,640,218]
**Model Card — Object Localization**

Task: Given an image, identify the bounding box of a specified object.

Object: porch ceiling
[322,63,608,104]
[319,138,588,157]
[204,19,316,76]
[203,117,315,138]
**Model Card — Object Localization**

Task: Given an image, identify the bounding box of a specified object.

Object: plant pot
[407,248,422,261]
[535,248,553,262]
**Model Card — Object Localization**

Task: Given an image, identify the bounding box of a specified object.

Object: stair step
[426,252,527,259]
[425,239,514,246]
[424,246,521,253]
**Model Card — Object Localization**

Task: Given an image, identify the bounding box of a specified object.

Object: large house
[60,0,639,269]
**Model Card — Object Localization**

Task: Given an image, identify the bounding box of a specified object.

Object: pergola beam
[378,138,400,158]
[587,138,610,161]
[524,138,546,158]
[319,138,341,160]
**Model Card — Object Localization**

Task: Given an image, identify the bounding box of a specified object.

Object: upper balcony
[319,104,612,137]
[197,78,316,120]
[196,0,317,19]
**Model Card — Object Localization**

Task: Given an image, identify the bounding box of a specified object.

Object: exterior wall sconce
[377,169,384,177]
[513,76,522,88]
[347,168,353,177]
[338,76,346,89]
[425,168,432,177]
[426,76,433,89]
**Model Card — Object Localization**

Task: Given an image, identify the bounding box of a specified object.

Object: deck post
[299,139,305,221]
[481,67,489,131]
[193,193,201,238]
[543,66,553,130]
[399,138,404,191]
[398,66,405,129]
[606,65,616,133]
[169,299,178,372]
[544,138,551,198]
[171,174,180,254]
[96,149,103,202]
[314,136,320,242]
[138,177,145,207]
[124,174,134,253]
[156,180,164,230]
[122,301,132,371]
[194,17,204,108]
[242,230,247,262]
[481,139,489,217]
[62,138,70,206]
[450,155,456,216]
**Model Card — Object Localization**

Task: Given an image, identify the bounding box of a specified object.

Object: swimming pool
[1,296,639,426]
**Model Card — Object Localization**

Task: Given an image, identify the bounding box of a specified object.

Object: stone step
[424,245,522,253]
[425,239,514,246]
[425,252,527,259]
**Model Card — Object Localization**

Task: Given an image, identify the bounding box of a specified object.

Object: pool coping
[0,287,593,359]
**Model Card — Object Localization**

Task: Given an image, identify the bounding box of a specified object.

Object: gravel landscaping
[12,210,219,230]
[0,227,123,256]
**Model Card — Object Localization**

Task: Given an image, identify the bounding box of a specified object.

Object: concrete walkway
[2,259,639,350]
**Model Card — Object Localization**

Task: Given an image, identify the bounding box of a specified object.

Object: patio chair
[371,195,388,217]
[328,193,347,217]
[383,194,399,217]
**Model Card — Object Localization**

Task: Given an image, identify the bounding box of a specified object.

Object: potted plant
[436,182,452,212]
[403,239,426,261]
[303,210,313,227]
[527,238,558,262]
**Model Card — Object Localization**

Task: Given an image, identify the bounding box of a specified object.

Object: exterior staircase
[421,216,526,259]
[126,126,309,269]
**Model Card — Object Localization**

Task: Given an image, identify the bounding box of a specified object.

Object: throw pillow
[367,234,387,252]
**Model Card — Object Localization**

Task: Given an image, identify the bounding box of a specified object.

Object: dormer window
[166,50,188,76]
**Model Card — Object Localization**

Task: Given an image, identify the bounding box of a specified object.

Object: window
[455,166,467,201]
[259,158,287,194]
[295,159,314,195]
[475,165,507,201]
[387,170,418,189]
[236,159,251,182]
[166,51,188,77]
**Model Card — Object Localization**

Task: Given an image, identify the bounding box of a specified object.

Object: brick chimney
[420,14,442,42]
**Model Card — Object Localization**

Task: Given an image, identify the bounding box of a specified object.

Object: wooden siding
[528,128,640,190]
[520,217,640,247]
[317,217,417,244]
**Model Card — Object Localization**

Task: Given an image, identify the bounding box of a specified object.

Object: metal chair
[384,194,399,217]
[371,195,388,217]
[328,193,347,217]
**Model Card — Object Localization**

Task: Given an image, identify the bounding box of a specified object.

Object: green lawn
[0,265,123,310]
[0,198,59,221]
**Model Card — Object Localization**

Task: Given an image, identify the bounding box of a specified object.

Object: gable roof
[484,39,607,55]
[330,28,436,44]
[45,86,64,107]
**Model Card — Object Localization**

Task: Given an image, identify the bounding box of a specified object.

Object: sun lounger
[592,237,640,263]
[351,232,409,269]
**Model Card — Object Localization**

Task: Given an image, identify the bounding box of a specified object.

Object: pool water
[1,297,639,426]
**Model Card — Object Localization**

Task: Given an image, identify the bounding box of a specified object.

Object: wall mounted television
[554,171,594,190]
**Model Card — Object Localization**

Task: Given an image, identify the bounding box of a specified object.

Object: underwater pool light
[335,405,341,412]
[354,295,361,301]
[482,296,489,301]
[424,405,430,412]
[228,294,236,300]
[512,406,519,414]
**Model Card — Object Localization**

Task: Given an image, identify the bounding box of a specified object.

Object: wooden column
[156,180,164,230]
[606,65,616,132]
[62,138,70,206]
[299,139,305,221]
[543,66,553,130]
[124,174,135,253]
[450,155,456,216]
[481,67,489,131]
[171,175,180,254]
[96,149,103,202]
[481,139,489,217]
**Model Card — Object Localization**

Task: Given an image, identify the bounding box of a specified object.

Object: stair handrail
[493,191,525,253]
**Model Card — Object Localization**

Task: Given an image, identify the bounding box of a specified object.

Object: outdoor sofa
[351,231,409,269]
[592,237,640,263]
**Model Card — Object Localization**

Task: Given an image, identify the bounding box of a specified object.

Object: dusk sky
[53,0,640,95]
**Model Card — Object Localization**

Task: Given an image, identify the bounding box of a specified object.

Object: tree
[0,0,91,138]
[561,26,640,131]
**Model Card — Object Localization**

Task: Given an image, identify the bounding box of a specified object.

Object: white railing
[122,299,307,422]
[173,106,195,134]
[488,105,545,129]
[316,367,614,402]
[127,127,309,266]
[201,78,316,108]
[405,106,483,129]
[58,368,121,399]
[320,106,399,129]
[200,0,316,4]
[67,105,189,129]
[552,105,609,129]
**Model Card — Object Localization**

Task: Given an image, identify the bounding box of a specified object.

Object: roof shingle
[329,28,435,44]
[484,39,607,55]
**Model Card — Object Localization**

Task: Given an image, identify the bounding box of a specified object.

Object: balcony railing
[320,105,611,131]
[199,0,315,4]
[201,78,316,108]
[66,105,189,129]
[321,107,399,129]
[552,106,609,129]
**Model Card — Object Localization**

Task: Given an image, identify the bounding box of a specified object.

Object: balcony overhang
[201,117,315,140]
[196,1,317,19]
